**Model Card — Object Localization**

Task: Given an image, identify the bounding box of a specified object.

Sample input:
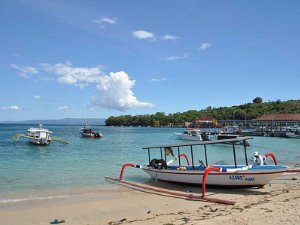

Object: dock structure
[218,113,300,137]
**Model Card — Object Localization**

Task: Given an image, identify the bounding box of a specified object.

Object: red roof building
[194,117,222,128]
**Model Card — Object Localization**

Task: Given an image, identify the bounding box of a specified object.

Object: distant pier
[239,131,287,137]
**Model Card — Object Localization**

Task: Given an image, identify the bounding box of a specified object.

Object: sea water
[0,124,299,203]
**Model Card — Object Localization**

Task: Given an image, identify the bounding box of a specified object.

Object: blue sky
[1,0,299,121]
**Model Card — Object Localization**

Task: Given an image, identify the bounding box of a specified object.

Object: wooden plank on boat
[142,137,253,149]
[105,176,235,205]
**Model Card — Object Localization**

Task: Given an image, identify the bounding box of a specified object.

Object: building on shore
[192,117,222,134]
[256,113,300,130]
[218,113,300,137]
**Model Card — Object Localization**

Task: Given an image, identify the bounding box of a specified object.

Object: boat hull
[286,132,300,138]
[176,134,201,141]
[141,166,287,187]
[175,133,201,141]
[81,133,102,139]
[29,138,51,145]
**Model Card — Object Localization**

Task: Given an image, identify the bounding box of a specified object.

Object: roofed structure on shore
[257,113,300,121]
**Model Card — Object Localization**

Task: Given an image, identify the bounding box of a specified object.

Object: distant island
[1,118,106,125]
[105,99,300,127]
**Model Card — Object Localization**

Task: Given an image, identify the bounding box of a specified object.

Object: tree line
[105,99,300,127]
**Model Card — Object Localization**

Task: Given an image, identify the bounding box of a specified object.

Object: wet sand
[0,172,299,225]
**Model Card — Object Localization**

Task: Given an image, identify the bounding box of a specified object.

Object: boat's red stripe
[142,168,285,175]
[286,169,300,173]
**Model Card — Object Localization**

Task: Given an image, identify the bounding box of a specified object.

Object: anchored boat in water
[113,137,288,198]
[12,125,69,145]
[212,134,251,147]
[174,129,210,141]
[79,125,103,139]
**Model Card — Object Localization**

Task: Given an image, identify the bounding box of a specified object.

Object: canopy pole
[160,147,163,160]
[243,141,248,166]
[204,144,208,166]
[148,148,151,164]
[190,145,194,168]
[232,143,237,168]
[177,147,181,167]
[164,149,167,162]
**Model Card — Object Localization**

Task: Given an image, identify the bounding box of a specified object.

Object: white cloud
[58,106,70,112]
[150,78,167,82]
[10,64,38,78]
[11,61,153,112]
[33,95,41,100]
[132,30,156,40]
[199,43,211,50]
[92,71,154,111]
[1,105,22,111]
[161,53,189,61]
[91,17,117,24]
[160,34,179,41]
[39,61,103,88]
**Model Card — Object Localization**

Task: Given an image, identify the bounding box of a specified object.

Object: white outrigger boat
[13,125,68,145]
[110,137,288,199]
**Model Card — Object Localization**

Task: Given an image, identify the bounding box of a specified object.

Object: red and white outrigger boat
[107,137,288,202]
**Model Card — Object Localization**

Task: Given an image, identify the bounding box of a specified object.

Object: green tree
[253,97,263,104]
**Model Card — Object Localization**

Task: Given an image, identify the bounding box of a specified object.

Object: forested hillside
[105,99,300,127]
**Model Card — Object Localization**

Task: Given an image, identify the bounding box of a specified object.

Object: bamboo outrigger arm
[105,176,235,205]
[12,134,69,144]
[52,137,69,144]
[12,133,32,141]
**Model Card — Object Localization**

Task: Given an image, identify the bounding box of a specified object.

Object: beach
[0,172,299,225]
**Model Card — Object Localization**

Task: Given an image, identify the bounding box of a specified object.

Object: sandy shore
[0,172,299,225]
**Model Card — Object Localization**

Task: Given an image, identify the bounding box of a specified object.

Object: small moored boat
[175,129,211,141]
[213,134,251,147]
[285,127,300,138]
[80,125,103,139]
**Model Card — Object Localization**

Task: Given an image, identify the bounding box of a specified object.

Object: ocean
[0,124,299,203]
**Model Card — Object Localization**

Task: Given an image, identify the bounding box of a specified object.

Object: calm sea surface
[0,124,299,203]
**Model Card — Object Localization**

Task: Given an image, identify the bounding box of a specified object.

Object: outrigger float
[106,137,289,205]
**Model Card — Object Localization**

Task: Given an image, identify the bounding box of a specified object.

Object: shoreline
[0,173,299,225]
[2,164,299,204]
[0,183,119,204]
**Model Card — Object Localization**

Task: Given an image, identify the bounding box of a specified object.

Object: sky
[0,0,299,121]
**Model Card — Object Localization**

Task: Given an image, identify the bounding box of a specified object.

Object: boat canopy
[143,137,253,168]
[143,137,252,149]
[28,128,53,134]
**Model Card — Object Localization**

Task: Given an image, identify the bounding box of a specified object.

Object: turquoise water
[0,125,299,202]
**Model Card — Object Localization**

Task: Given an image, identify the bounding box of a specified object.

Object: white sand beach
[0,172,299,225]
